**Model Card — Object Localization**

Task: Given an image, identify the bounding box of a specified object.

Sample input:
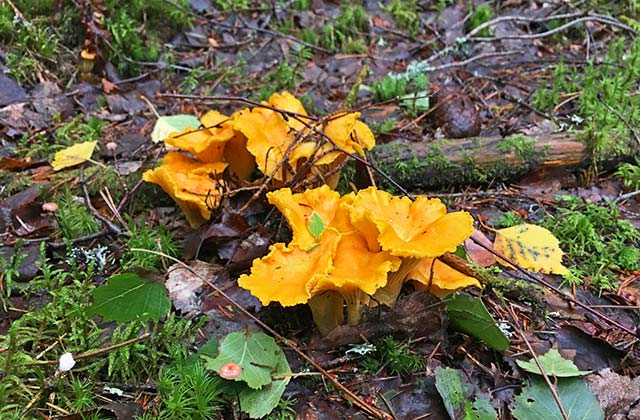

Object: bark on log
[367,132,635,191]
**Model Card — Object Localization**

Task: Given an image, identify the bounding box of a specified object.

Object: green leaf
[435,367,470,419]
[512,377,604,420]
[447,294,509,351]
[151,115,200,143]
[516,349,592,377]
[186,339,219,367]
[307,212,325,239]
[86,272,170,323]
[435,367,497,420]
[238,345,291,418]
[204,331,281,389]
[464,399,497,420]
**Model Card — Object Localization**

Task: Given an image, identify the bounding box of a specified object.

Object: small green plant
[370,118,397,136]
[320,3,369,53]
[123,216,178,270]
[214,0,249,11]
[265,398,297,420]
[291,0,310,11]
[614,158,640,190]
[382,0,421,35]
[0,241,27,303]
[157,358,224,419]
[56,116,106,146]
[494,210,524,228]
[55,187,100,240]
[361,337,424,376]
[372,74,408,101]
[255,45,311,100]
[467,4,493,37]
[543,196,640,292]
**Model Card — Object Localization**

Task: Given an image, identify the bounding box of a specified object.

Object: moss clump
[542,196,640,292]
[496,135,546,164]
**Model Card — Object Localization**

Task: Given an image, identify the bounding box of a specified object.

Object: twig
[470,236,639,339]
[468,16,636,42]
[129,248,393,420]
[215,21,332,54]
[428,50,521,72]
[25,333,152,366]
[506,304,569,420]
[615,189,640,203]
[157,93,318,121]
[466,12,584,39]
[79,168,123,235]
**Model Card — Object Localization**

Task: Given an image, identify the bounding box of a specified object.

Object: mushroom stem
[309,291,345,336]
[372,257,420,307]
[346,299,362,326]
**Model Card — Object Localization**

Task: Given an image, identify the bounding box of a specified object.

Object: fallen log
[366,132,636,191]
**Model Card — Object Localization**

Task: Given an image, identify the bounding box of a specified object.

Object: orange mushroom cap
[349,187,474,258]
[237,228,340,307]
[407,257,481,299]
[165,126,227,163]
[266,185,343,249]
[314,112,376,165]
[142,152,227,227]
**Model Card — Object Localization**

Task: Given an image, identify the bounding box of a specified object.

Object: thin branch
[469,236,639,339]
[468,16,636,42]
[506,304,569,420]
[157,93,318,121]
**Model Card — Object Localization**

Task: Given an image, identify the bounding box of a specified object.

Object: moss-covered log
[367,132,635,191]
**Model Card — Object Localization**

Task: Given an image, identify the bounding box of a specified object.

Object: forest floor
[1,1,640,419]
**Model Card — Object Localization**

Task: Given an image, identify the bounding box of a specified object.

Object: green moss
[533,37,640,160]
[475,265,546,322]
[0,0,192,82]
[55,187,101,240]
[382,0,421,35]
[542,196,640,292]
[0,170,33,198]
[496,134,546,164]
[467,4,493,37]
[361,337,424,376]
[614,158,640,190]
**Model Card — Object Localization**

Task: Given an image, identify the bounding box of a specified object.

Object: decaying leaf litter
[1,1,640,419]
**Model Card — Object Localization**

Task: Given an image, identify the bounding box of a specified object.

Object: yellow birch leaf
[493,223,569,275]
[51,141,98,171]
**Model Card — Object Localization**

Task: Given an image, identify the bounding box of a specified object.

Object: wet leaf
[151,114,200,143]
[435,367,497,420]
[512,377,604,420]
[204,331,284,389]
[50,141,97,171]
[307,211,325,239]
[86,272,171,323]
[494,224,569,275]
[517,349,592,377]
[238,344,291,418]
[447,294,509,351]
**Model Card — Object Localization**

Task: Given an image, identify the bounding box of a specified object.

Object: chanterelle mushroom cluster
[143,92,374,227]
[238,185,480,335]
